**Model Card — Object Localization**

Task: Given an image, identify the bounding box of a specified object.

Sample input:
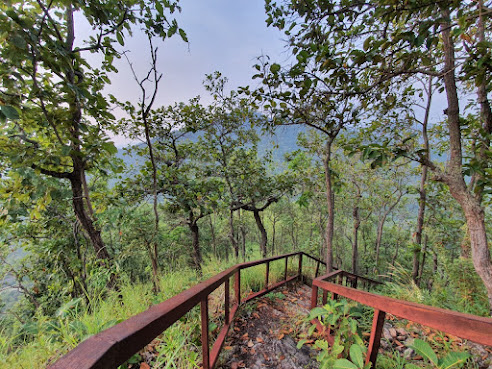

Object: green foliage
[409,339,470,369]
[304,299,368,368]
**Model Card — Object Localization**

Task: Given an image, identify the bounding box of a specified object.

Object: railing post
[310,285,318,309]
[366,309,386,368]
[322,290,328,305]
[201,298,210,369]
[298,253,303,283]
[265,261,270,289]
[284,256,288,280]
[225,279,230,324]
[234,269,241,305]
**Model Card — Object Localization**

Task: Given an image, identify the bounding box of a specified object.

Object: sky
[77,0,287,146]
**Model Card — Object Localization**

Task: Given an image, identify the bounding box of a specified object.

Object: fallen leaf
[231,362,239,369]
[250,348,256,354]
[224,346,233,350]
[263,353,270,361]
[256,337,264,343]
[139,363,150,369]
[278,333,285,340]
[252,312,260,319]
[247,340,254,348]
[279,355,285,361]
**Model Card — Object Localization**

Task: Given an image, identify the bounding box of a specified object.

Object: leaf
[439,351,470,369]
[1,105,20,120]
[333,359,358,369]
[349,344,364,368]
[179,28,188,42]
[116,31,124,46]
[410,339,438,365]
[270,63,281,73]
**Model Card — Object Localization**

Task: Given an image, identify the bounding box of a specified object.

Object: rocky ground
[216,284,319,369]
[380,316,492,369]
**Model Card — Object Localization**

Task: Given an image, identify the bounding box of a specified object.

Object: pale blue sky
[87,0,287,145]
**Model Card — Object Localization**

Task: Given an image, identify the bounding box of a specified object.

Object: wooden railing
[49,252,317,369]
[311,271,492,368]
[49,252,492,369]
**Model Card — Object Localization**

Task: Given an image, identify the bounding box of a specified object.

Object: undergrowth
[0,254,299,369]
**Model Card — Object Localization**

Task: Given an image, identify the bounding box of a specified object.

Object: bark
[439,7,492,314]
[229,210,239,258]
[253,210,268,258]
[271,214,277,256]
[70,162,111,261]
[412,77,432,285]
[352,184,361,274]
[209,215,217,258]
[188,220,202,273]
[417,235,428,284]
[375,190,403,272]
[323,138,335,272]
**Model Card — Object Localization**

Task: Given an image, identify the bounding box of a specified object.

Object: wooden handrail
[48,252,305,369]
[311,277,492,368]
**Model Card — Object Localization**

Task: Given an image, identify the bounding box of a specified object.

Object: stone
[389,328,397,338]
[403,348,414,359]
[397,335,406,341]
[396,327,407,336]
[382,327,392,341]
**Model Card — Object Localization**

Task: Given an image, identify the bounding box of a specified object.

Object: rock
[383,327,392,341]
[397,335,406,341]
[389,328,397,338]
[396,327,407,336]
[403,348,414,359]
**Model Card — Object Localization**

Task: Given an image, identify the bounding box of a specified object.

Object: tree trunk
[253,210,268,258]
[229,210,239,259]
[352,184,361,274]
[188,220,202,273]
[70,163,111,261]
[209,215,217,258]
[412,77,432,285]
[417,235,428,285]
[374,216,385,272]
[439,7,492,314]
[323,138,335,272]
[271,215,276,256]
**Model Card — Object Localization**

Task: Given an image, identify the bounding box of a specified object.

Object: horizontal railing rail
[49,251,308,369]
[311,274,492,368]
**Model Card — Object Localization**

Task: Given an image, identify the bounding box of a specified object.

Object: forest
[1,0,492,368]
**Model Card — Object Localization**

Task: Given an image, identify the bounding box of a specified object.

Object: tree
[263,0,492,313]
[0,0,185,266]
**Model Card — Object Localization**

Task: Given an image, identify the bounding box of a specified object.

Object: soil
[216,283,319,369]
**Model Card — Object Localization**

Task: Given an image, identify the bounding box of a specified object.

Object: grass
[1,254,302,369]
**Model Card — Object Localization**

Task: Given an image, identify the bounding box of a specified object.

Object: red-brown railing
[49,252,321,369]
[311,271,492,368]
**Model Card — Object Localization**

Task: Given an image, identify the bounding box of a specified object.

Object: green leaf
[270,63,281,73]
[1,105,20,120]
[410,339,438,365]
[439,351,470,369]
[333,359,358,369]
[297,339,308,349]
[155,1,164,15]
[116,31,124,46]
[179,28,188,42]
[349,344,364,368]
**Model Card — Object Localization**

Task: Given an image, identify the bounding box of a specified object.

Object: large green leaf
[349,344,364,368]
[410,339,438,365]
[333,359,358,369]
[439,351,470,369]
[1,105,20,120]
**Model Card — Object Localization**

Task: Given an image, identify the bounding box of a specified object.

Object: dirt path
[216,283,319,369]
